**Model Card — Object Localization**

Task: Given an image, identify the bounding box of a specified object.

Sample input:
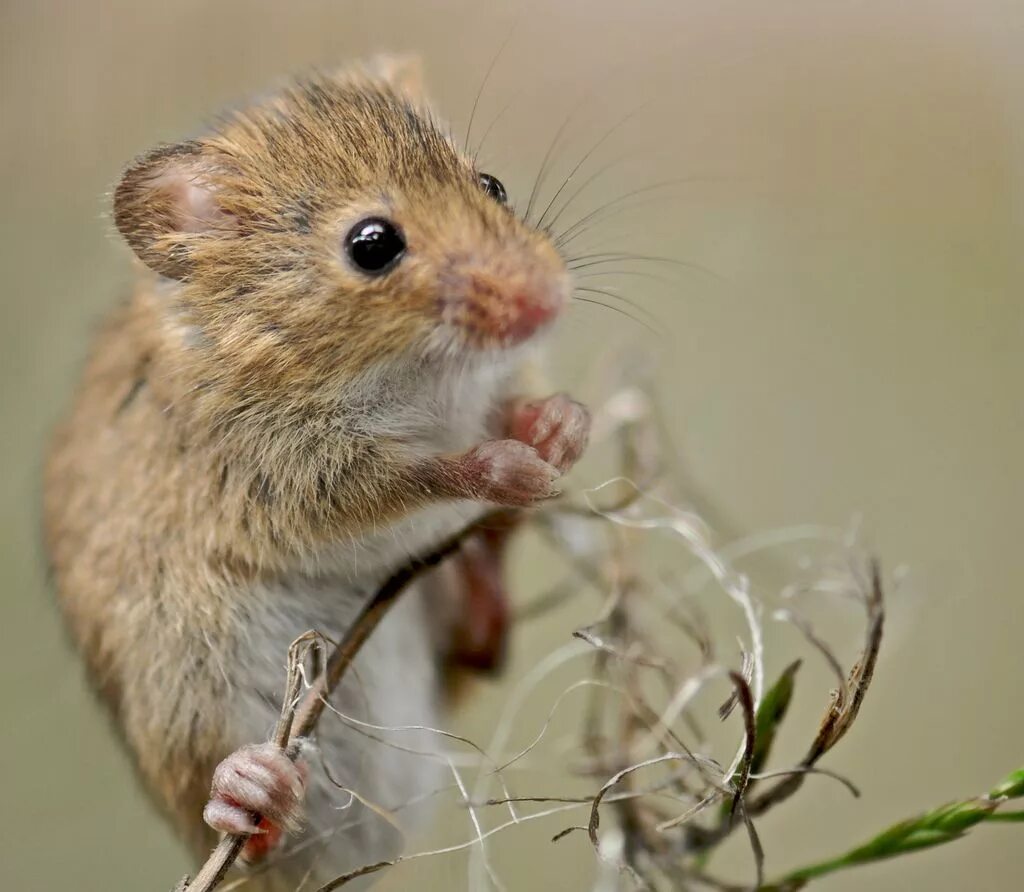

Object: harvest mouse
[43,58,590,887]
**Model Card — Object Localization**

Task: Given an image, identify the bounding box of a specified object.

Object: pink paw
[507,393,590,473]
[466,439,560,506]
[203,743,305,860]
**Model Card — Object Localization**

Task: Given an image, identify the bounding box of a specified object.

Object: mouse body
[44,60,589,888]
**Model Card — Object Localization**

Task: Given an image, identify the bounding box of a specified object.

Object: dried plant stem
[172,512,500,892]
[174,651,306,892]
[686,562,885,857]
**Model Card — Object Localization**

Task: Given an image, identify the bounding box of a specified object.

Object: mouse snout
[439,250,569,348]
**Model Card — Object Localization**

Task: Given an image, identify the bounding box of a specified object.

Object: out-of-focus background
[2,1,1021,890]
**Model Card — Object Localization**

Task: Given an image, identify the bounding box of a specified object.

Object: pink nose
[445,269,565,347]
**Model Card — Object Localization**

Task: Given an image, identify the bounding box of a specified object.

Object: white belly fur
[230,568,445,889]
[219,351,533,887]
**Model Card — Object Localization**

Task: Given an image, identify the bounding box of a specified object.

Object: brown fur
[44,62,582,876]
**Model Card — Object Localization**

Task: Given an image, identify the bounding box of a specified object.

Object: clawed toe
[204,743,305,839]
[508,393,590,474]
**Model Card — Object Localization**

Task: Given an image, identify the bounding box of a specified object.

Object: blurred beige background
[2,1,1021,889]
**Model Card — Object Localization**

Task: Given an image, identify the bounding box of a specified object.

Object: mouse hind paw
[203,743,306,862]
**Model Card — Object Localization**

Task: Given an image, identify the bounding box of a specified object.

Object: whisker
[472,97,518,165]
[463,21,518,152]
[522,40,721,227]
[535,102,652,231]
[521,56,665,225]
[553,177,723,249]
[571,293,661,338]
[573,268,687,291]
[547,150,735,238]
[523,111,577,225]
[539,151,633,234]
[568,253,723,282]
[574,285,664,330]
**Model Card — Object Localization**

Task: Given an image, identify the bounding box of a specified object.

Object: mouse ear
[113,142,235,280]
[366,54,427,105]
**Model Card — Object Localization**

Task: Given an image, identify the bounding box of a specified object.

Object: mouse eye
[345,217,406,275]
[478,173,508,205]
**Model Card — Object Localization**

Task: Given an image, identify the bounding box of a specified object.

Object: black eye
[345,217,406,274]
[478,173,507,205]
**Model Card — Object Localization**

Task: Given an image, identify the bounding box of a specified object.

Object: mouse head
[114,61,570,399]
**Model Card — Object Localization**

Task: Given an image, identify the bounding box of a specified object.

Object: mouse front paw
[203,743,306,863]
[507,393,590,473]
[465,439,560,506]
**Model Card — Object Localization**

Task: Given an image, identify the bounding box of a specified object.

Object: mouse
[43,57,590,888]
